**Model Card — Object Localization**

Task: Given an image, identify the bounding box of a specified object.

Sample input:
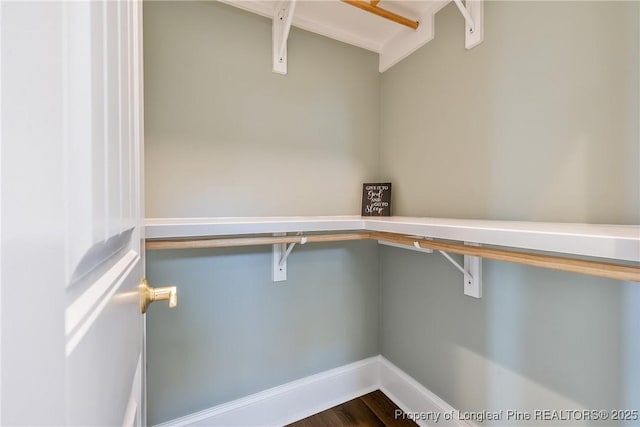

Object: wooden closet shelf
[145,220,640,282]
[145,216,639,262]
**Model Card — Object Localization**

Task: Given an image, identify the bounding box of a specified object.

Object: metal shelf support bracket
[439,242,483,298]
[452,0,483,49]
[273,233,307,281]
[378,237,434,254]
[378,236,482,298]
[272,0,297,75]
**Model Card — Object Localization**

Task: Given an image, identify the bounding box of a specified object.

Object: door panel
[66,256,142,425]
[63,0,145,425]
[1,0,145,425]
[66,0,141,286]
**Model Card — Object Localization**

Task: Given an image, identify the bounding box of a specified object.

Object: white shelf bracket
[377,237,434,254]
[452,0,483,49]
[439,242,482,298]
[273,233,287,281]
[272,233,307,282]
[272,0,297,75]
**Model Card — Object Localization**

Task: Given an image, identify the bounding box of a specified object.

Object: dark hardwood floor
[286,390,418,427]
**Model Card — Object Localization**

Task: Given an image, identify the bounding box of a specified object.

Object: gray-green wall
[379,1,640,422]
[145,1,640,425]
[144,1,379,217]
[143,2,380,424]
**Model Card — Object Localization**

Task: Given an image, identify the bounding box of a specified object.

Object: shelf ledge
[145,216,640,263]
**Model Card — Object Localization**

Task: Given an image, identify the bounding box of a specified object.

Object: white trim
[64,250,139,356]
[153,356,469,427]
[153,357,378,427]
[379,357,472,427]
[123,354,142,427]
[133,0,146,423]
[0,1,3,421]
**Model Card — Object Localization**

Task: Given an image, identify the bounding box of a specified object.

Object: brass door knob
[140,279,177,313]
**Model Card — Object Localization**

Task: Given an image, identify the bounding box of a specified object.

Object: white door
[1,1,161,425]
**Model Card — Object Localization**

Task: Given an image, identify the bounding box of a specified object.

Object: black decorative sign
[361,183,392,216]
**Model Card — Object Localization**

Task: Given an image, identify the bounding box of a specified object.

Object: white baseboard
[153,357,379,427]
[154,355,470,427]
[379,357,471,427]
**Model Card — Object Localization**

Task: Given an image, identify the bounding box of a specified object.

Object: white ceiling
[220,0,454,71]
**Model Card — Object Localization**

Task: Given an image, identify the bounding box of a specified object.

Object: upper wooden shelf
[220,0,452,72]
[145,216,640,262]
